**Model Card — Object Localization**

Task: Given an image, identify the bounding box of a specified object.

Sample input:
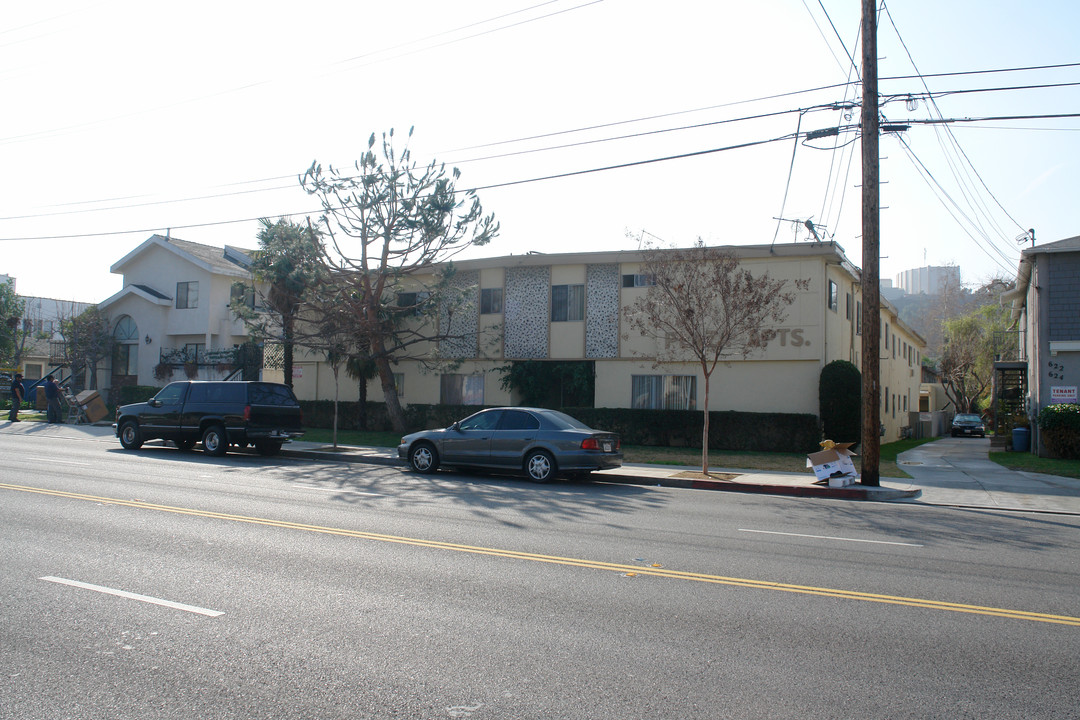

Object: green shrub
[1036,404,1080,458]
[819,360,861,445]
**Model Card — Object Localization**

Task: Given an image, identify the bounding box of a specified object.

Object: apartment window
[631,375,697,410]
[551,284,585,322]
[113,315,139,375]
[621,273,656,288]
[480,287,503,315]
[230,283,255,310]
[393,372,405,397]
[396,291,430,315]
[827,280,838,312]
[856,301,862,335]
[884,323,889,348]
[845,292,852,320]
[176,281,199,309]
[440,374,484,405]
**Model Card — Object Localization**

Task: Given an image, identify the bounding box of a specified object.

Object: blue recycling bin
[1011,426,1030,453]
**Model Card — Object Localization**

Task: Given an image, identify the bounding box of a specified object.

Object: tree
[233,218,325,389]
[622,241,807,475]
[0,278,27,367]
[61,306,115,390]
[819,360,861,444]
[938,299,1014,414]
[302,128,499,432]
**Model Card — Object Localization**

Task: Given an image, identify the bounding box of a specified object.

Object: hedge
[299,401,821,453]
[1036,403,1080,459]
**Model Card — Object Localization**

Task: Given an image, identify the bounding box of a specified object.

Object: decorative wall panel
[504,266,550,359]
[439,270,479,358]
[586,263,619,358]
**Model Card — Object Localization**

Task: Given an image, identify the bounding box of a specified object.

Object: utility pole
[860,0,881,486]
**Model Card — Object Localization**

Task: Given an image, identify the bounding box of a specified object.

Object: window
[459,409,502,431]
[631,375,697,410]
[176,281,199,309]
[248,382,298,405]
[884,323,889,348]
[480,287,503,314]
[440,374,484,405]
[24,363,42,380]
[551,284,585,322]
[396,291,430,315]
[184,343,205,363]
[845,292,852,320]
[827,280,838,312]
[393,372,405,397]
[621,273,655,288]
[113,315,139,375]
[499,410,540,431]
[153,382,189,405]
[231,283,255,310]
[856,301,862,335]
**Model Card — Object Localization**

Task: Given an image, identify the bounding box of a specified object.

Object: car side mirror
[150,399,162,408]
[451,421,461,432]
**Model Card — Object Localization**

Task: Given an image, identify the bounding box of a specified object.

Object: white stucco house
[96,234,258,396]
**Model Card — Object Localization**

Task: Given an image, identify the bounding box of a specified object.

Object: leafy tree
[622,240,807,475]
[938,299,1014,414]
[498,361,595,408]
[302,127,499,432]
[61,306,115,390]
[232,217,325,388]
[345,351,379,431]
[0,278,27,367]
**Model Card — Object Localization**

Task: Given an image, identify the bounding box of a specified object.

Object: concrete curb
[280,446,922,501]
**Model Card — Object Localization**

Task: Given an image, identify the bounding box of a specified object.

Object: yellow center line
[6,481,1079,627]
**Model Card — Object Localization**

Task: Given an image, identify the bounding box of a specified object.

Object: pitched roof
[110,234,253,277]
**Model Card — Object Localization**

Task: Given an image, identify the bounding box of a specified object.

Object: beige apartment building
[282,241,926,441]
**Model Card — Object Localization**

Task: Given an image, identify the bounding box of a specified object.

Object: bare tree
[301,128,499,432]
[938,301,1013,414]
[622,241,807,475]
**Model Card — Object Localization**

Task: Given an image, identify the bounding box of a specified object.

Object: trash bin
[1012,426,1031,453]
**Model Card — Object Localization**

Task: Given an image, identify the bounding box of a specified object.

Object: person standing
[44,375,63,423]
[8,373,24,422]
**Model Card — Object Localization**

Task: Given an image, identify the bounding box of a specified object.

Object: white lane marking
[738,529,923,547]
[298,485,382,497]
[40,576,224,617]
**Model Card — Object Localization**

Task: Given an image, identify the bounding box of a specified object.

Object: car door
[489,409,540,468]
[140,382,189,436]
[440,410,503,466]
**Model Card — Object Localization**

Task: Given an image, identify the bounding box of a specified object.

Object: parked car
[398,407,622,482]
[951,413,986,438]
[115,380,304,456]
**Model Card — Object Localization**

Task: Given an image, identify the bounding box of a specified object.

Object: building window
[230,283,255,310]
[551,284,585,322]
[621,273,656,288]
[884,323,889,348]
[856,301,862,335]
[184,343,206,363]
[827,280,838,312]
[440,374,484,405]
[176,281,199,309]
[631,375,697,410]
[393,372,405,397]
[113,315,139,375]
[845,292,852,320]
[480,288,503,315]
[396,291,430,315]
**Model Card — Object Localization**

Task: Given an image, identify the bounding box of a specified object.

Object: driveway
[896,437,1080,513]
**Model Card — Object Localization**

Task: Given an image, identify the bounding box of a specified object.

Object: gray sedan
[397,407,623,482]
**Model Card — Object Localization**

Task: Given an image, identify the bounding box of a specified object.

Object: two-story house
[278,241,926,441]
[97,234,257,396]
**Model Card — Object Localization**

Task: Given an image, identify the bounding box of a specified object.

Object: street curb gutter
[281,447,921,501]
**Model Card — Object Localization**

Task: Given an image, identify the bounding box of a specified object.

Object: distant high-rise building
[895,265,961,295]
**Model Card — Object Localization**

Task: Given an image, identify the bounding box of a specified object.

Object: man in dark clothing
[44,375,63,423]
[8,373,24,422]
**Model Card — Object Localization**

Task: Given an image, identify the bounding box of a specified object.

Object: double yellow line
[6,481,1080,627]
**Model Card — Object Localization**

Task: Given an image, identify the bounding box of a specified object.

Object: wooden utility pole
[860,0,881,486]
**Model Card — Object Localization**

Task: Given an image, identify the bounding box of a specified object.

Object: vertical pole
[860,0,881,486]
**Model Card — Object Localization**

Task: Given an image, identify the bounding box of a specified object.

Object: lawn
[989,451,1080,479]
[300,427,933,478]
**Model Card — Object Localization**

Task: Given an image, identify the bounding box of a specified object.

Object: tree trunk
[331,365,340,449]
[357,374,369,431]
[701,372,711,476]
[375,354,406,433]
[283,318,294,389]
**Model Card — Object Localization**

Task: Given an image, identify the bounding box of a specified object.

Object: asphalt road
[3,429,1079,719]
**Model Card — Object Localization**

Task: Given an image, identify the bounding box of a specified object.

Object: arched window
[114,315,139,376]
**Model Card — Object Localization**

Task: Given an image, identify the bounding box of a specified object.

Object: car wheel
[409,443,439,473]
[525,450,556,483]
[174,439,196,451]
[254,439,282,456]
[202,424,228,457]
[118,421,143,450]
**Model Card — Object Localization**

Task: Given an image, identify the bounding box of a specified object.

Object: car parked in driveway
[951,413,986,438]
[397,407,622,482]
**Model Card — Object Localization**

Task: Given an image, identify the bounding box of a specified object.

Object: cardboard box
[75,390,109,423]
[807,442,859,485]
[35,386,48,409]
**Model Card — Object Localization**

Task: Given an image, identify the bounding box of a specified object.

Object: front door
[441,409,503,465]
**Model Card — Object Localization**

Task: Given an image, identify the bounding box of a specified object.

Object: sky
[2,0,1078,303]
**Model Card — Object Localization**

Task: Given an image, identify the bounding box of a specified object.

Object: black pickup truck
[115,381,304,456]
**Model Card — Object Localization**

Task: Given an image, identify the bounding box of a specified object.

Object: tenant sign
[1051,386,1077,403]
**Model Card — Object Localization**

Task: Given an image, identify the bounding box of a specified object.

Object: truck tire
[201,424,228,457]
[118,420,143,450]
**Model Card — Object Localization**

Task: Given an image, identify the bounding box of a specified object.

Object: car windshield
[541,410,592,430]
[954,414,982,423]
